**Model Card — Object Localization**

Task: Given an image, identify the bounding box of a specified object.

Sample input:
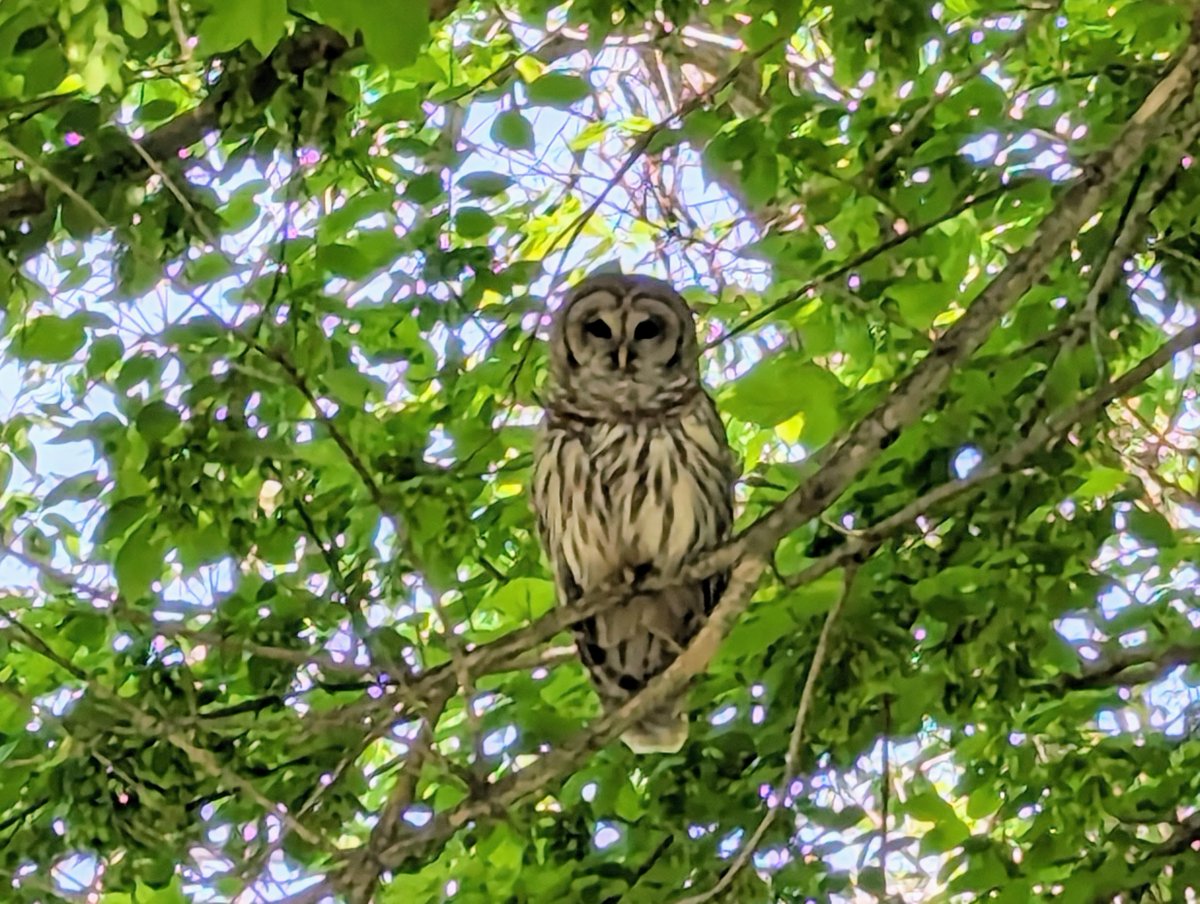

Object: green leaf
[198,0,286,54]
[137,878,187,903]
[1075,466,1130,498]
[178,523,227,571]
[362,4,429,68]
[887,280,955,331]
[491,110,535,151]
[140,98,178,120]
[966,785,1002,820]
[906,790,960,824]
[317,0,429,68]
[323,365,375,405]
[116,354,160,391]
[114,521,164,599]
[454,207,495,239]
[13,315,86,362]
[374,89,423,121]
[1046,633,1086,681]
[527,73,591,108]
[135,401,181,442]
[23,47,68,95]
[458,172,513,197]
[186,252,234,284]
[722,355,844,444]
[568,121,609,152]
[741,149,779,207]
[478,578,556,621]
[787,572,846,617]
[404,172,443,204]
[720,602,795,658]
[86,335,125,377]
[1127,507,1174,548]
[317,243,374,278]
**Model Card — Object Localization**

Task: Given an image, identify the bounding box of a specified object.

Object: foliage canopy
[2,0,1200,901]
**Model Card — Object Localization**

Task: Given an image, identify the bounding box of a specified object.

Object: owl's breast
[552,411,730,589]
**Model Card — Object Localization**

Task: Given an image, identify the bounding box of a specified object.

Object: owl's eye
[633,318,662,341]
[584,319,612,339]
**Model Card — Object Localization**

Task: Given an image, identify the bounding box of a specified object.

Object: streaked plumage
[530,271,737,753]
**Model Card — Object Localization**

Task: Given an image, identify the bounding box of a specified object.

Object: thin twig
[547,35,788,267]
[124,134,218,245]
[709,179,1024,347]
[866,3,1059,180]
[675,564,857,904]
[267,349,391,512]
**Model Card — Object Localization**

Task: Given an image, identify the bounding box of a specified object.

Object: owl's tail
[578,581,705,754]
[621,706,688,754]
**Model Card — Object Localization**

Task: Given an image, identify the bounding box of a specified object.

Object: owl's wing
[530,422,585,607]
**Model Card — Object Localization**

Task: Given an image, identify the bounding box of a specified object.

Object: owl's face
[548,273,701,415]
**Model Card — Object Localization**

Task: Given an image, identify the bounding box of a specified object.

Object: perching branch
[348,309,1200,892]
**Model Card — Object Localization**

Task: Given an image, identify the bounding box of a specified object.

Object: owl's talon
[648,627,684,655]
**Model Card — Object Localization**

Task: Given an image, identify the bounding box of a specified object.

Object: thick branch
[722,26,1200,571]
[353,307,1200,749]
[349,317,1200,881]
[0,0,461,244]
[0,26,349,237]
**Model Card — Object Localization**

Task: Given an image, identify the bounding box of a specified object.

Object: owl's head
[547,272,701,416]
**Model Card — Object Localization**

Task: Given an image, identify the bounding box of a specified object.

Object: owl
[530,271,738,754]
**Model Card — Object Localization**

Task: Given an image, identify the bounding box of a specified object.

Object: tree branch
[676,565,858,904]
[0,26,349,240]
[0,0,463,246]
[342,314,1200,884]
[1063,642,1200,691]
[348,312,1200,768]
[716,25,1200,574]
[339,695,449,904]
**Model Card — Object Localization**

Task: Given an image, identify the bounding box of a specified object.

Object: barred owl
[530,272,738,754]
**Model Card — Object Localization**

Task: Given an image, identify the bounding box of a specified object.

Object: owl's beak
[616,346,629,371]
